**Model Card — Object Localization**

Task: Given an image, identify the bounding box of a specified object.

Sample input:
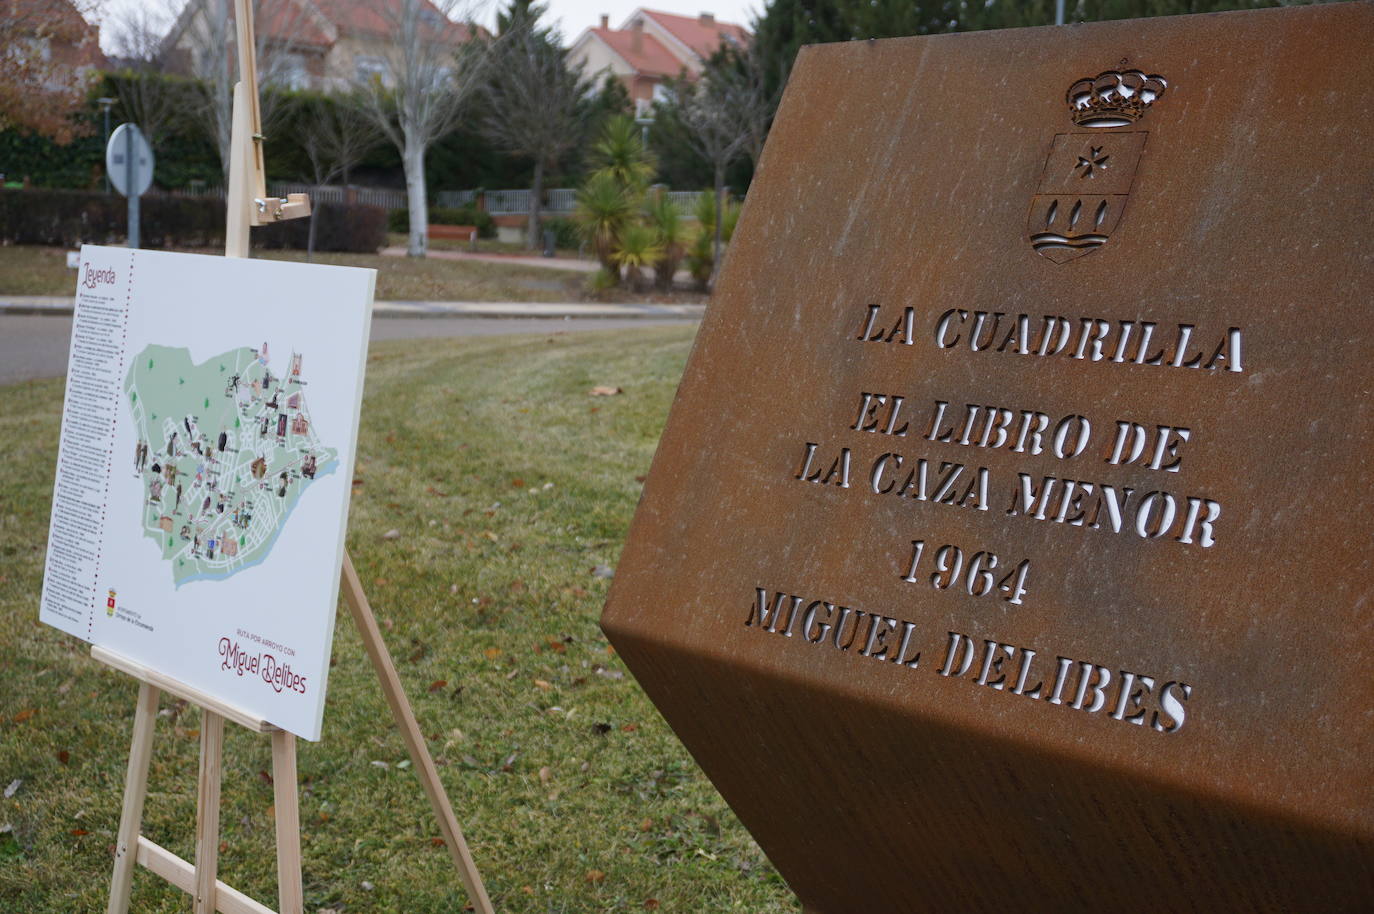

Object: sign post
[105,123,153,249]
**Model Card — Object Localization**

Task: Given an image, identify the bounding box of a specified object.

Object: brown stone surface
[601,4,1374,911]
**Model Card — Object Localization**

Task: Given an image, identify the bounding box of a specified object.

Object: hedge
[0,189,385,253]
[388,205,496,237]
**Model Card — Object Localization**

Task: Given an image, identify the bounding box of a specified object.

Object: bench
[427,224,477,242]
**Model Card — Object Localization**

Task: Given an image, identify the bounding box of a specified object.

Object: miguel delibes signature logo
[82,263,118,289]
[218,636,308,696]
[1028,68,1168,263]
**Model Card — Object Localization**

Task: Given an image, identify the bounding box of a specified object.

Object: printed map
[124,343,336,586]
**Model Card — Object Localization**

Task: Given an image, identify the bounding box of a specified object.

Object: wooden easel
[102,3,494,912]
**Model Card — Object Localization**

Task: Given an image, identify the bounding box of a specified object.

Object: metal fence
[434,189,478,209]
[148,182,408,210]
[434,188,708,216]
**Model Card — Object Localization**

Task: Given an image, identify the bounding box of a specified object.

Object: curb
[1,298,706,320]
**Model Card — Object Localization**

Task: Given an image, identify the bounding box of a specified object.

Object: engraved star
[1075,145,1111,178]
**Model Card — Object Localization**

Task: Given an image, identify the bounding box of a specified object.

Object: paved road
[0,314,696,387]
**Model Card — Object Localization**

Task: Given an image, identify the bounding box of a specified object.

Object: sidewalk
[0,295,705,319]
[379,245,601,273]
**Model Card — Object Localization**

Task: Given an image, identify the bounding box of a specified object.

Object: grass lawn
[0,245,586,302]
[0,328,798,912]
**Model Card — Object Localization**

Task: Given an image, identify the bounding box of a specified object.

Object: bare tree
[478,1,590,248]
[670,51,762,284]
[168,0,316,179]
[105,3,190,152]
[0,0,101,144]
[298,92,380,258]
[353,0,488,258]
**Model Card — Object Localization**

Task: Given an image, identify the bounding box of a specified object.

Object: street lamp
[97,97,116,193]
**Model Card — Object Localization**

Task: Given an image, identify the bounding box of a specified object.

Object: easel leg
[194,710,225,914]
[271,730,304,914]
[340,552,495,914]
[107,682,160,914]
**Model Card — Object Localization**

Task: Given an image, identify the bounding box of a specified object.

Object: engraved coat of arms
[1028,70,1167,262]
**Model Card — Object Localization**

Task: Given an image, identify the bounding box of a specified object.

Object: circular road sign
[106,123,154,197]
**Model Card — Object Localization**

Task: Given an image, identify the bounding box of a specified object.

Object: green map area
[124,343,336,586]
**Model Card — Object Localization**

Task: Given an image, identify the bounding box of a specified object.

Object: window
[354,55,387,83]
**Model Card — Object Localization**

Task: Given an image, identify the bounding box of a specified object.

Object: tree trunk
[307,211,317,263]
[404,139,428,258]
[711,162,726,290]
[527,159,544,251]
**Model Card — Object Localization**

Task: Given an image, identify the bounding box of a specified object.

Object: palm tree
[590,115,656,190]
[613,222,664,292]
[645,193,687,291]
[574,172,634,275]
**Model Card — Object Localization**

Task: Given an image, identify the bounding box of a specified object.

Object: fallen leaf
[585,869,606,883]
[218,840,228,853]
[621,723,638,732]
[374,578,389,587]
[595,668,623,680]
[428,680,448,693]
[484,648,501,660]
[635,475,647,483]
[511,478,524,487]
[590,565,614,578]
[588,386,622,396]
[644,900,660,910]
[484,531,499,542]
[71,829,88,836]
[431,837,446,847]
[521,885,534,895]
[257,770,273,785]
[3,780,20,798]
[381,529,400,540]
[533,679,552,691]
[639,818,653,832]
[370,760,389,769]
[12,709,36,724]
[538,766,552,785]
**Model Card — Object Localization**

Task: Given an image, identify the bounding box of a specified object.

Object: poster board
[40,245,374,740]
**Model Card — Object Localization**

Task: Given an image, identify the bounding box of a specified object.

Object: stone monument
[601,4,1374,910]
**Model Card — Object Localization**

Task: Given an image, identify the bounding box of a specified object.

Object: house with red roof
[163,0,481,91]
[568,8,751,115]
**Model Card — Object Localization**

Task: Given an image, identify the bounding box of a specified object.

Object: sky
[96,0,767,54]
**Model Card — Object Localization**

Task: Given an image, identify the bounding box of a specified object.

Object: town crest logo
[1028,69,1167,262]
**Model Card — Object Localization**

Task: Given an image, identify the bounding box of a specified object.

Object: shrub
[0,188,225,248]
[255,201,387,253]
[543,215,580,251]
[0,189,384,253]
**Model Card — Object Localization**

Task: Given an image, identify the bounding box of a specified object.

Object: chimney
[599,14,609,29]
[699,12,715,27]
[631,18,643,53]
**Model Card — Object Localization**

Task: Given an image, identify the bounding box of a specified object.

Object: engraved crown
[1066,70,1167,127]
